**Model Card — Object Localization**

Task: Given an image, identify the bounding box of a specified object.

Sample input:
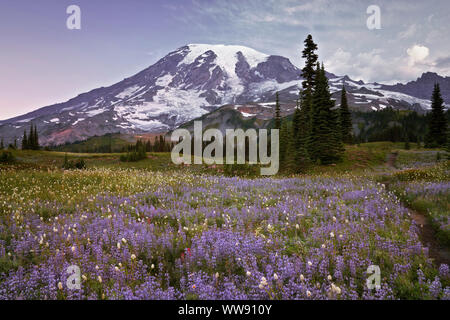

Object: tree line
[0,124,40,151]
[21,124,40,150]
[120,136,174,162]
[122,135,173,153]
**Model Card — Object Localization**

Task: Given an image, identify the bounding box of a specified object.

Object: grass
[305,142,398,175]
[3,141,399,177]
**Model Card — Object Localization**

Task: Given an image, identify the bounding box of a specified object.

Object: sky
[0,0,449,120]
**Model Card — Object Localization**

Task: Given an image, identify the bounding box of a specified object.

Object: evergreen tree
[404,134,410,150]
[34,125,39,149]
[309,63,342,164]
[331,103,345,156]
[154,137,160,152]
[301,35,319,92]
[339,86,353,144]
[0,138,3,150]
[274,92,281,130]
[291,96,310,172]
[28,125,34,149]
[425,83,447,147]
[159,135,165,152]
[300,35,319,155]
[292,98,301,145]
[279,119,289,166]
[22,130,28,150]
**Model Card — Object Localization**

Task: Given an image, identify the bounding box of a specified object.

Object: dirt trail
[410,212,450,266]
[385,152,450,266]
[386,151,398,168]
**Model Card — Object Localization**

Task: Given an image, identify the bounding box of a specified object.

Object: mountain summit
[0,44,446,146]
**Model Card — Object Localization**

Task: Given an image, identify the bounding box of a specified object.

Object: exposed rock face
[380,72,450,103]
[0,44,446,146]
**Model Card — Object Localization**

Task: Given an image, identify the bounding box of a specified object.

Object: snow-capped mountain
[0,44,447,146]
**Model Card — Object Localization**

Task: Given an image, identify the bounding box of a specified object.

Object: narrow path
[384,152,450,266]
[410,211,450,266]
[386,151,398,168]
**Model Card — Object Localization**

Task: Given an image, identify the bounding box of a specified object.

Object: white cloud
[325,47,430,83]
[407,44,429,66]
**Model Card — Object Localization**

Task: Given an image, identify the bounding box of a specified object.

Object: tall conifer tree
[300,35,318,148]
[274,92,281,130]
[34,125,39,149]
[22,130,28,150]
[339,86,353,144]
[425,83,447,147]
[309,63,342,164]
[279,120,289,166]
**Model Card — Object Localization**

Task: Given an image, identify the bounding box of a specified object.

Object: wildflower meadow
[1,153,449,300]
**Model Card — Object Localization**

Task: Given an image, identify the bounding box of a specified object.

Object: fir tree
[425,83,447,147]
[28,125,33,149]
[34,125,39,149]
[309,63,342,164]
[22,130,28,150]
[0,138,4,150]
[339,85,353,144]
[274,92,281,130]
[404,134,410,150]
[154,136,160,152]
[301,35,319,91]
[279,119,289,166]
[300,35,319,155]
[160,135,165,152]
[292,98,301,145]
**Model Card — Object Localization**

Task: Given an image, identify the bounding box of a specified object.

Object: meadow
[0,143,449,300]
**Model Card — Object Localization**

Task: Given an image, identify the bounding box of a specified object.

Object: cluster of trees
[122,135,173,153]
[21,124,40,150]
[120,139,148,162]
[0,138,18,150]
[120,135,173,162]
[353,108,429,144]
[278,35,352,172]
[352,89,450,148]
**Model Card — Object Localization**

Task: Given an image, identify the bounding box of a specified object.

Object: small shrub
[62,154,87,170]
[0,151,15,163]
